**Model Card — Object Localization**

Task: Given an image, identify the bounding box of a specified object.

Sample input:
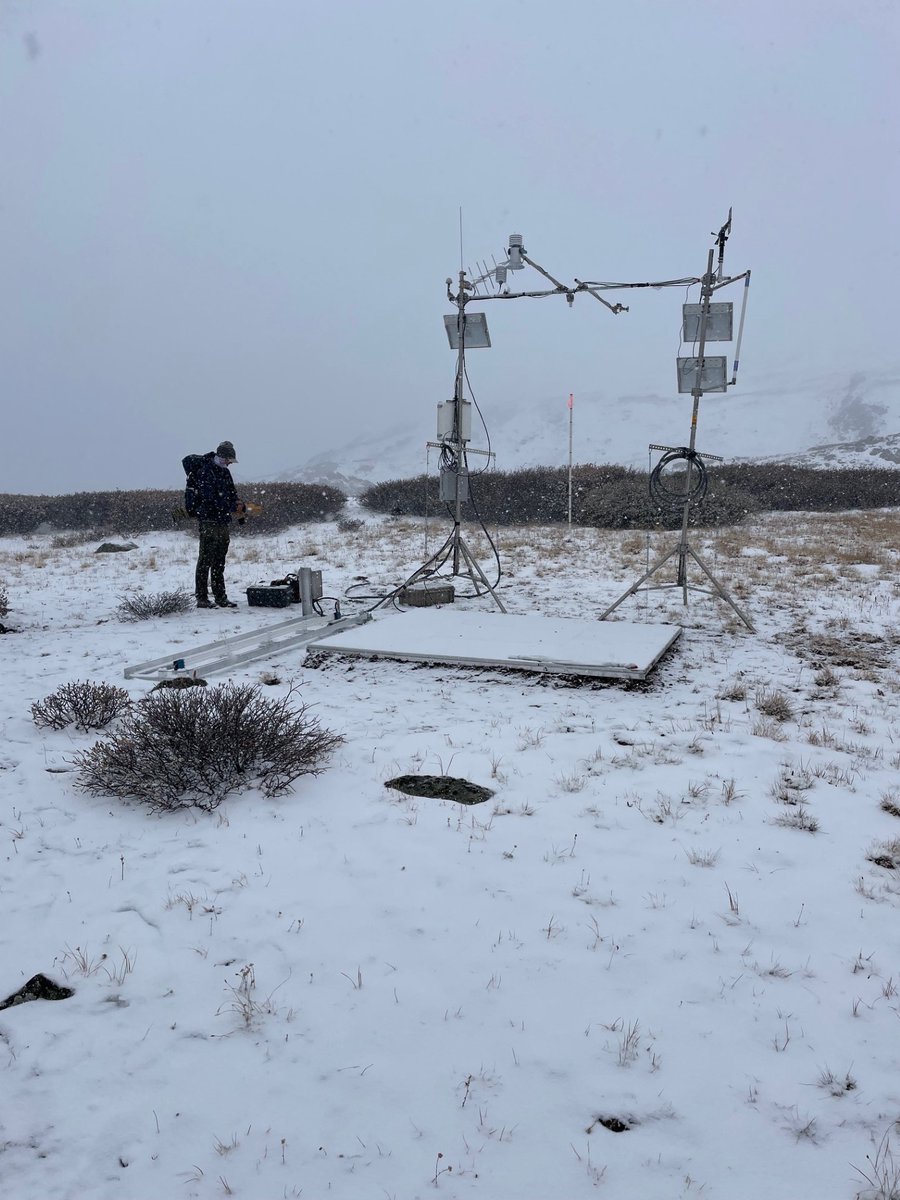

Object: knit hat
[216,441,237,461]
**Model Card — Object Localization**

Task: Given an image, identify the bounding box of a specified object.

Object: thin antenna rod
[459,207,464,272]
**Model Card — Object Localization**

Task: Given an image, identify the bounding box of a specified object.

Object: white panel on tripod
[444,312,491,349]
[677,357,728,394]
[682,302,733,343]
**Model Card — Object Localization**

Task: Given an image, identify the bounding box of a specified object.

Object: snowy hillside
[275,367,900,492]
[750,431,900,471]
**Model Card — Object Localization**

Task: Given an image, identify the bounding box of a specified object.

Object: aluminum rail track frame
[124,612,371,682]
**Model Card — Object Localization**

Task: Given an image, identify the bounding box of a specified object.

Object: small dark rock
[385,775,493,805]
[598,1116,630,1133]
[869,855,896,870]
[151,677,208,691]
[0,973,74,1010]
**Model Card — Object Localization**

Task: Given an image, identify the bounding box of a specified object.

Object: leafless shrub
[32,681,132,731]
[116,588,193,621]
[0,483,345,537]
[0,585,8,619]
[336,517,364,533]
[50,529,104,549]
[72,683,342,811]
[880,790,900,820]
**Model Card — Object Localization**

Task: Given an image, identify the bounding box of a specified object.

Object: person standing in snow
[182,440,246,609]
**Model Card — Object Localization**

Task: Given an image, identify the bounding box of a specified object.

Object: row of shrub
[711,463,899,512]
[2,463,896,538]
[360,463,899,528]
[0,481,346,538]
[359,465,753,529]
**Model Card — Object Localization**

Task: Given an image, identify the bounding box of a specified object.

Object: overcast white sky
[1,0,897,494]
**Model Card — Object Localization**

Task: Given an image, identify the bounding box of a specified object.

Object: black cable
[444,472,501,597]
[649,448,708,510]
[350,523,461,613]
[463,364,492,472]
[468,474,502,589]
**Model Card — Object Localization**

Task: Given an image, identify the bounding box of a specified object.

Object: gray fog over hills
[275,367,900,493]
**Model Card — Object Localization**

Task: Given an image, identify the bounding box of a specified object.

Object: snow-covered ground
[1,508,899,1200]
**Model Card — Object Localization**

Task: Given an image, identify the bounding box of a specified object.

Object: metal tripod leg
[457,533,507,612]
[600,538,754,631]
[599,542,682,620]
[685,545,754,631]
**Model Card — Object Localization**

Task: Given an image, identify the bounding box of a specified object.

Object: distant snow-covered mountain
[748,431,900,470]
[274,367,900,492]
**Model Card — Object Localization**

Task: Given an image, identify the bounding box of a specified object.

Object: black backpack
[182,454,204,517]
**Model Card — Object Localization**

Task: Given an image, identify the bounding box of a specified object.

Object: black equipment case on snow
[246,583,293,608]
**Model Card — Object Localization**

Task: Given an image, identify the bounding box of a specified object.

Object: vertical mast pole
[567,393,574,528]
[452,269,467,575]
[677,248,715,597]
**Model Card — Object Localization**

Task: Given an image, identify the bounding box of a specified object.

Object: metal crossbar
[124,612,371,681]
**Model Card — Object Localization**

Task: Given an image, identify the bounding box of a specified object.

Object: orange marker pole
[567,393,574,528]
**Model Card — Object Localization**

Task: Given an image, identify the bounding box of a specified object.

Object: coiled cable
[649,448,708,510]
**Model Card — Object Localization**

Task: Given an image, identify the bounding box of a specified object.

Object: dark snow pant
[195,522,231,602]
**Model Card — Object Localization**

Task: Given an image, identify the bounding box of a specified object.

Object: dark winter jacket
[182,452,238,524]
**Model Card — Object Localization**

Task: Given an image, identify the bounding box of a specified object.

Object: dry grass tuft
[755,687,795,722]
[866,838,900,872]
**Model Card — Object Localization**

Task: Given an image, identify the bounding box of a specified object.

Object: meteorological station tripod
[601,243,755,632]
[396,439,507,612]
[598,433,755,632]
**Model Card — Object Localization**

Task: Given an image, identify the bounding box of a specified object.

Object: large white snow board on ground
[307,609,680,681]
